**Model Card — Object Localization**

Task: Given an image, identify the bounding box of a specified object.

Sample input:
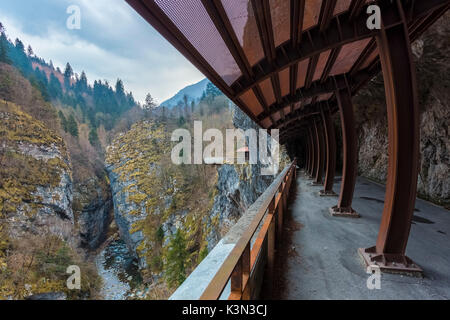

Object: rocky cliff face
[76,177,113,249]
[105,120,214,279]
[0,68,103,299]
[105,105,289,292]
[355,13,449,208]
[0,101,74,240]
[205,106,288,250]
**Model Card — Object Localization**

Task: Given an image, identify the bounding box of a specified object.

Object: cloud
[0,0,205,103]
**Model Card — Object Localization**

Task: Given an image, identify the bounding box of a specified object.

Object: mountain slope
[160,78,209,108]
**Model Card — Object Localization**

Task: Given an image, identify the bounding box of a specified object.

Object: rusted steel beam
[309,130,314,177]
[321,47,341,83]
[307,131,312,174]
[230,0,445,96]
[350,38,377,75]
[320,104,337,196]
[304,130,310,174]
[297,1,447,114]
[262,68,374,123]
[311,123,320,182]
[313,119,325,185]
[127,0,449,134]
[251,0,279,123]
[289,0,305,114]
[124,0,266,126]
[349,0,366,21]
[330,86,360,217]
[202,0,252,78]
[360,0,424,275]
[304,132,310,173]
[309,126,317,179]
[410,3,450,42]
[202,0,275,125]
[291,0,306,46]
[277,108,320,130]
[279,114,321,143]
[319,0,338,32]
[305,54,319,89]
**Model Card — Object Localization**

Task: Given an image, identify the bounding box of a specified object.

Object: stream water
[96,239,143,300]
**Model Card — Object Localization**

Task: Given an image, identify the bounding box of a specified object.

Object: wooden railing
[200,160,297,300]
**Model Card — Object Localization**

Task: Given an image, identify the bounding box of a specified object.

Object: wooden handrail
[200,159,297,300]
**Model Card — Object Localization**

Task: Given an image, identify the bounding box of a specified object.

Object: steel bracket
[358,247,423,277]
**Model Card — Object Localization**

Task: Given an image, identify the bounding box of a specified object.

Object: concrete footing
[358,247,423,278]
[329,205,360,218]
[319,190,338,197]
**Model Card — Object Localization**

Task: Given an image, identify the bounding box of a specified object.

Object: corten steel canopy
[127,0,450,294]
[126,0,447,137]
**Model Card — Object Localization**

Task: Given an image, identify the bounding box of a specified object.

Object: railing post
[230,257,243,299]
[230,243,251,300]
[266,214,275,297]
[277,185,284,239]
[242,243,251,300]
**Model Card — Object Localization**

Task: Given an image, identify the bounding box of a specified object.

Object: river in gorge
[95,239,145,300]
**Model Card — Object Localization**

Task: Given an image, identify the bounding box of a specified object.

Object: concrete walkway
[280,173,450,300]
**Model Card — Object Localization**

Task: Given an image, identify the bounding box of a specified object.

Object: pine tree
[205,82,221,101]
[115,79,125,97]
[58,111,68,132]
[27,45,34,57]
[63,62,73,89]
[67,114,78,137]
[144,93,156,111]
[14,38,25,53]
[183,94,189,112]
[143,93,156,118]
[0,32,10,64]
[49,74,63,99]
[161,105,167,121]
[88,128,99,146]
[165,230,188,288]
[79,71,88,90]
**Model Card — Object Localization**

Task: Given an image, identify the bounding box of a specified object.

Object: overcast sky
[0,0,205,104]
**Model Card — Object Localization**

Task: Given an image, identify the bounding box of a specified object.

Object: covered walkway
[275,174,450,300]
[128,0,450,300]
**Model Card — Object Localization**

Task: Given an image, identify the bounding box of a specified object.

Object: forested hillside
[0,20,288,300]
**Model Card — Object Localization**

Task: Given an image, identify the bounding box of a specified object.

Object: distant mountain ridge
[160,78,210,108]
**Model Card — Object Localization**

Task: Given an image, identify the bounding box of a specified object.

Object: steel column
[320,106,337,196]
[330,87,360,217]
[304,133,310,173]
[308,126,316,179]
[313,120,325,185]
[308,127,314,177]
[311,124,320,181]
[359,0,422,275]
